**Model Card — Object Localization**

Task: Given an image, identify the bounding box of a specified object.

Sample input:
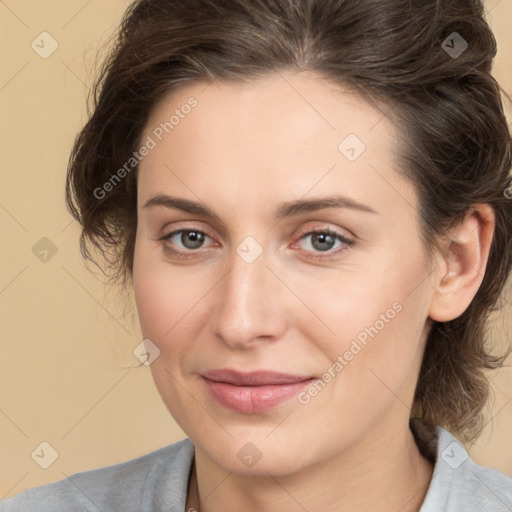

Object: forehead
[142,70,392,153]
[137,70,416,220]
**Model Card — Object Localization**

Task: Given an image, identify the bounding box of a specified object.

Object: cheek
[132,246,206,423]
[294,252,429,392]
[132,243,216,357]
[133,239,179,353]
[133,258,169,338]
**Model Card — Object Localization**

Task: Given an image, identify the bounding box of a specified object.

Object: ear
[428,204,495,322]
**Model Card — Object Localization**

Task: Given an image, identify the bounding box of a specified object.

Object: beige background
[1,0,511,499]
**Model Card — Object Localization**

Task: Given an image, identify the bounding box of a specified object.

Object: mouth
[201,368,316,414]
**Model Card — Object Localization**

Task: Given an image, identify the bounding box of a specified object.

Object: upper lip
[202,368,314,386]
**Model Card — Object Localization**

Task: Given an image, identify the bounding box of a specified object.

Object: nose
[210,248,288,350]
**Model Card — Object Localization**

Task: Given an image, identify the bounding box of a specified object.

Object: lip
[201,368,315,413]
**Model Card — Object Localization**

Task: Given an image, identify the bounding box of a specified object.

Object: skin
[132,70,495,512]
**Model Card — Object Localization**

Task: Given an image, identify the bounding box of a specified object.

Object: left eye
[297,229,352,253]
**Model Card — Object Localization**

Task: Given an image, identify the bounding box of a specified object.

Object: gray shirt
[1,425,511,511]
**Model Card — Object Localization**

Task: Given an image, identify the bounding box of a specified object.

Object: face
[132,70,435,476]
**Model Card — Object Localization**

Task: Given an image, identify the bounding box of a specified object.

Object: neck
[186,416,434,512]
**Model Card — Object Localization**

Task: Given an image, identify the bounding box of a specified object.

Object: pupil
[182,231,204,249]
[313,233,335,251]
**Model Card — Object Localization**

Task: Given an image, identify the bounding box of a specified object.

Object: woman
[2,0,512,510]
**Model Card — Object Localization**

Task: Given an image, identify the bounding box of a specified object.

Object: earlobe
[428,204,495,322]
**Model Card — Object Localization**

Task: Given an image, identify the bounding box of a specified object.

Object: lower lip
[202,377,315,414]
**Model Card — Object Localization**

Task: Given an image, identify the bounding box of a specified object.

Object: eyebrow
[142,194,378,221]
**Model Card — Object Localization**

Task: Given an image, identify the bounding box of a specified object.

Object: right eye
[160,228,216,258]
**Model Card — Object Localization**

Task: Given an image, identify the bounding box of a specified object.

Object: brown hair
[65,0,512,443]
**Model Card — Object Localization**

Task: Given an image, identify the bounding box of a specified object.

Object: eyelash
[158,226,354,261]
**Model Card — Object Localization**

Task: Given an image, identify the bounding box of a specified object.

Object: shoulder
[420,426,512,512]
[0,437,194,512]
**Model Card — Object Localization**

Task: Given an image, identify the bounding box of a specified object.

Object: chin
[194,433,316,477]
[224,453,309,477]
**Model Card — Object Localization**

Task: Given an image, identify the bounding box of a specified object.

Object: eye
[294,228,353,259]
[158,226,353,261]
[159,228,215,258]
